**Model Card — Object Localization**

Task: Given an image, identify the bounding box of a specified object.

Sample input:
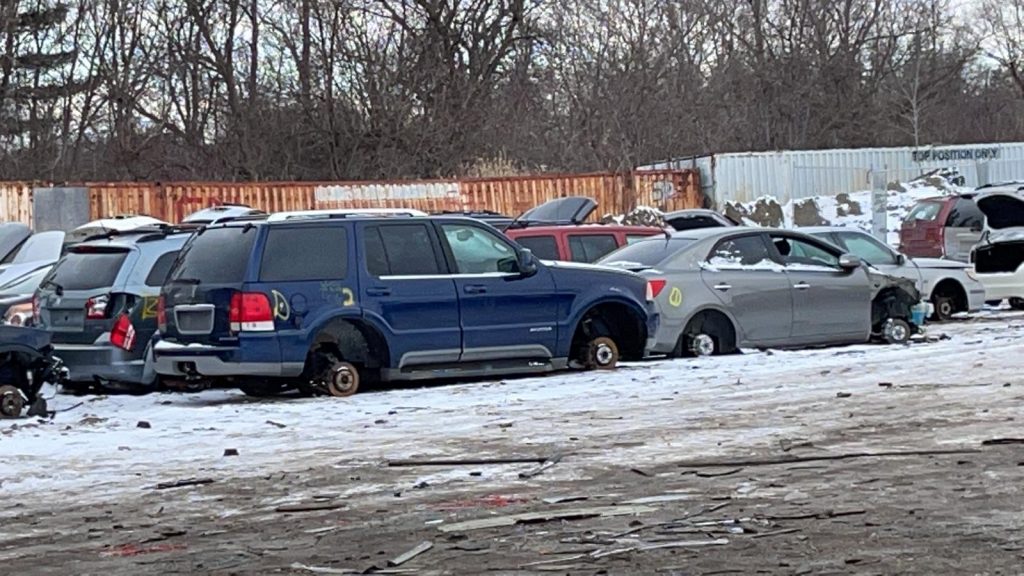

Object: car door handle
[365,287,391,297]
[463,284,488,294]
[713,283,732,292]
[793,282,811,290]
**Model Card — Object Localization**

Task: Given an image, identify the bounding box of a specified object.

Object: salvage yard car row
[3,186,1023,416]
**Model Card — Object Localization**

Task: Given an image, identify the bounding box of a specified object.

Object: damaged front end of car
[866,268,927,345]
[0,325,68,418]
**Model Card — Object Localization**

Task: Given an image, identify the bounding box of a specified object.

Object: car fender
[0,343,45,360]
[561,294,649,356]
[679,303,747,345]
[298,308,394,365]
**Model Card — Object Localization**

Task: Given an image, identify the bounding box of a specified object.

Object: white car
[972,183,1024,310]
[806,227,986,320]
[65,215,167,245]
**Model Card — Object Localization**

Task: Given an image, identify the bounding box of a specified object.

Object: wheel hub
[326,362,359,397]
[0,385,24,418]
[690,334,715,356]
[884,320,910,343]
[594,343,615,366]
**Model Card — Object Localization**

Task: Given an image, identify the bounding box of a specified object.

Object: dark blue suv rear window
[170,226,257,284]
[260,226,348,281]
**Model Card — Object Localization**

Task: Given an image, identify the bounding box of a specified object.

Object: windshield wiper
[40,278,64,296]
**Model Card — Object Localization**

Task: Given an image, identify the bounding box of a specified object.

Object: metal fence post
[870,170,888,242]
[975,161,990,188]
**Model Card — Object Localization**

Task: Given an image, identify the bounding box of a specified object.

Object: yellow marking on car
[668,287,683,307]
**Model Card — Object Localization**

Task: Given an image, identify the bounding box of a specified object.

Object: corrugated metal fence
[642,142,1024,205]
[0,170,701,227]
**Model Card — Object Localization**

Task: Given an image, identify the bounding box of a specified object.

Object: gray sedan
[599,227,898,356]
[803,227,986,320]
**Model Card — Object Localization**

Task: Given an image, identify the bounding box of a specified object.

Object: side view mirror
[518,248,538,277]
[838,253,863,270]
[895,253,906,266]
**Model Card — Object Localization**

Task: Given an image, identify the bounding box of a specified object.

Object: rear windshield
[599,237,695,268]
[905,201,943,222]
[168,226,257,285]
[48,250,128,291]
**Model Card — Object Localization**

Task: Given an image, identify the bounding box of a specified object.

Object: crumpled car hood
[865,265,921,301]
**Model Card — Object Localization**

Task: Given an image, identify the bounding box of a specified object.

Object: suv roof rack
[266,208,428,222]
[78,223,202,244]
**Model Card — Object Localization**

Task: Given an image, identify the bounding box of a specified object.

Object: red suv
[503,197,663,262]
[899,194,984,261]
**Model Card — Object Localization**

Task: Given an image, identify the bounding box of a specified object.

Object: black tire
[931,294,955,322]
[1010,298,1024,311]
[986,300,1003,307]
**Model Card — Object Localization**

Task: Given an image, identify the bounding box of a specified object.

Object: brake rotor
[326,361,360,397]
[689,333,716,356]
[585,336,620,370]
[0,385,25,418]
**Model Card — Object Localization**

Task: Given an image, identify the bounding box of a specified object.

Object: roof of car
[799,226,869,235]
[506,224,663,235]
[71,225,199,248]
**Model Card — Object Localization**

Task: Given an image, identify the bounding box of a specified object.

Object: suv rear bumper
[53,343,153,386]
[153,339,303,378]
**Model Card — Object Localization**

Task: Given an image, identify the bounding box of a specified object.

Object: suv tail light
[110,313,137,351]
[646,279,667,301]
[86,295,110,319]
[229,292,275,332]
[157,295,167,332]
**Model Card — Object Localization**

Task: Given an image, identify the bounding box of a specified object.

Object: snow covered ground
[2,308,1021,509]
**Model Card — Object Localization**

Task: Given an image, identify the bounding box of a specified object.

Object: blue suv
[153,212,656,396]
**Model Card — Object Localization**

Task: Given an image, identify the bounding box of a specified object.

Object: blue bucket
[911,302,928,326]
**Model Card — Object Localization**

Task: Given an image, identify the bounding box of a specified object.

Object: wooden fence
[0,170,701,227]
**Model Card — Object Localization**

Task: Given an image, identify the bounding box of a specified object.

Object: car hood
[0,260,56,286]
[515,197,596,227]
[976,192,1024,230]
[543,259,642,278]
[865,266,921,301]
[910,257,969,270]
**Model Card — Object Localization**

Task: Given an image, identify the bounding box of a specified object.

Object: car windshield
[599,237,695,269]
[905,201,943,222]
[0,265,52,294]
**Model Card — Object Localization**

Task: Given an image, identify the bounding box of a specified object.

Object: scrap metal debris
[519,454,564,479]
[677,448,980,469]
[437,505,657,533]
[275,501,346,513]
[388,540,433,566]
[153,478,214,490]
[388,455,551,467]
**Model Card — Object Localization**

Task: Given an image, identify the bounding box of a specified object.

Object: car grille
[173,304,216,335]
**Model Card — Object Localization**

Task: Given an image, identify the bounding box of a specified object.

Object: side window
[442,224,518,274]
[836,233,898,266]
[260,227,348,282]
[364,224,442,277]
[145,251,181,286]
[568,234,619,263]
[708,235,773,267]
[515,235,560,260]
[946,199,984,229]
[772,236,840,269]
